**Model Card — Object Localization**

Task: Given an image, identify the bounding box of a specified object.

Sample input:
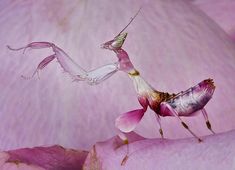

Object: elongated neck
[114,48,138,73]
[114,48,130,60]
[129,74,155,94]
[129,74,172,111]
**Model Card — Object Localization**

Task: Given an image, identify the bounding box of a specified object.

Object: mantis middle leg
[155,114,164,139]
[161,102,202,142]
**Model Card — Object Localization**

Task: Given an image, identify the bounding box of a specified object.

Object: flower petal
[192,0,235,40]
[115,109,146,133]
[84,130,235,170]
[0,145,88,170]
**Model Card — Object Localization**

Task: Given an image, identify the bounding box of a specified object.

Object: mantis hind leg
[161,102,202,142]
[201,108,215,134]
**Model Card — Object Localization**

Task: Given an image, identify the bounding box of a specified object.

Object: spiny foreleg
[7,42,87,80]
[7,42,58,79]
[21,54,56,80]
[7,42,54,54]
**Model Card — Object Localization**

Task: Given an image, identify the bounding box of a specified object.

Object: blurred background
[0,0,235,151]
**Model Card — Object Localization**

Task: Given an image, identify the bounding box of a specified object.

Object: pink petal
[83,132,145,169]
[83,130,235,170]
[115,109,146,133]
[1,0,235,150]
[0,145,88,170]
[192,0,235,40]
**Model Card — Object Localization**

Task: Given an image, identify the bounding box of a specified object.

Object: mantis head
[100,7,141,51]
[101,32,128,51]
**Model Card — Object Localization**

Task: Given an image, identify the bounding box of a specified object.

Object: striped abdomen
[160,79,215,117]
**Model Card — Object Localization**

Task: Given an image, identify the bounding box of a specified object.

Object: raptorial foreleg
[8,42,120,84]
[7,42,54,54]
[8,42,87,79]
[8,42,60,79]
[115,108,146,165]
[21,54,56,80]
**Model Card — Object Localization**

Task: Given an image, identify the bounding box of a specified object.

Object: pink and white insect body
[101,38,216,141]
[100,34,215,164]
[97,8,216,141]
[160,79,215,117]
[7,7,215,142]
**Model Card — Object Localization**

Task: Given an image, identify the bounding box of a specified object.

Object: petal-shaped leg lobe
[115,109,146,133]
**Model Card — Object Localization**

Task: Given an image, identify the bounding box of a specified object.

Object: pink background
[0,0,235,152]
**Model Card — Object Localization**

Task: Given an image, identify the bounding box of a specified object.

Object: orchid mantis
[8,7,216,157]
[100,15,215,143]
[102,27,215,165]
[103,37,216,142]
[7,7,215,142]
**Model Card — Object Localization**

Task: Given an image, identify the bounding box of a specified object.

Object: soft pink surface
[193,0,235,40]
[0,145,88,170]
[0,0,235,151]
[0,131,234,170]
[84,130,235,170]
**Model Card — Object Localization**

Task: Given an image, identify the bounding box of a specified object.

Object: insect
[8,7,215,164]
[99,9,215,143]
[97,7,214,165]
[102,31,215,165]
[116,75,215,142]
[103,37,216,142]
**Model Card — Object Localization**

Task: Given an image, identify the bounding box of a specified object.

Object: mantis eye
[101,33,128,50]
[111,32,128,49]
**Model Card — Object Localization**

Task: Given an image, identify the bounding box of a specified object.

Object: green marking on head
[111,32,128,48]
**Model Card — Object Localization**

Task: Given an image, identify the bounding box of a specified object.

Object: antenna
[116,7,142,38]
